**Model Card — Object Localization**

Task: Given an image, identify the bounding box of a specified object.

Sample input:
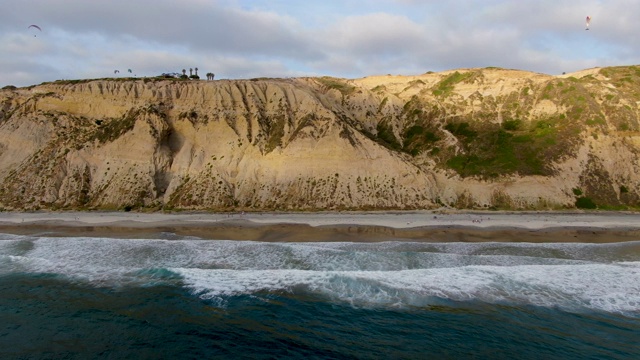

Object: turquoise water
[1,234,639,359]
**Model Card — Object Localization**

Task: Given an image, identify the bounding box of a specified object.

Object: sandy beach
[0,210,639,243]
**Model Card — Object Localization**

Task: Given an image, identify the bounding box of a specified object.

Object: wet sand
[0,211,639,243]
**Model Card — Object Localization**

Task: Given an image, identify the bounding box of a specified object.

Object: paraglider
[28,24,41,37]
[127,69,132,73]
[586,16,591,30]
[114,70,120,74]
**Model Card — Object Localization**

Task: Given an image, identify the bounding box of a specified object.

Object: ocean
[1,232,639,359]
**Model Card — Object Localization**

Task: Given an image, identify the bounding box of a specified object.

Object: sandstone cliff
[1,65,639,211]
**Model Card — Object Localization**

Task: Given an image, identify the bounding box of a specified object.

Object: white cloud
[1,0,639,87]
[321,13,425,54]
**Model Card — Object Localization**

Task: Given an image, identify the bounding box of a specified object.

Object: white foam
[1,236,639,315]
[172,262,640,315]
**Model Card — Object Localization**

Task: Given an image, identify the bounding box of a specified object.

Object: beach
[1,210,639,243]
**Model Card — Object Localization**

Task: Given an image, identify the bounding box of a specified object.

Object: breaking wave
[1,234,639,316]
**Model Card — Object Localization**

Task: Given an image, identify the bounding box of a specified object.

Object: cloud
[320,13,425,55]
[1,0,639,87]
[8,0,318,58]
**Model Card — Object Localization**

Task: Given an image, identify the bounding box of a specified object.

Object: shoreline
[1,210,639,243]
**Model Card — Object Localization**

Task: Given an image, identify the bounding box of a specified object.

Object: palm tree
[189,68,193,76]
[182,69,186,76]
[195,67,198,77]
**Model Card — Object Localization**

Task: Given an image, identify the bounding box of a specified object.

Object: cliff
[1,65,639,211]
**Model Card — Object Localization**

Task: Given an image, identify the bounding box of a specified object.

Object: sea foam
[1,235,639,315]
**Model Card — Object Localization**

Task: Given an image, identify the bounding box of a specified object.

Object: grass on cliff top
[432,71,474,96]
[37,76,200,87]
[599,65,640,82]
[316,77,357,96]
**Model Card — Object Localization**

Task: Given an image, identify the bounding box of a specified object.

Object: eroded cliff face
[1,66,639,211]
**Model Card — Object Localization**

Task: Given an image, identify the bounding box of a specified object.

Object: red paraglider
[586,16,591,30]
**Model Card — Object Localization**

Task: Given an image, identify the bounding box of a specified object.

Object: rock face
[1,66,640,211]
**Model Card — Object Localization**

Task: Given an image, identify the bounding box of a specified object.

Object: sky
[1,0,639,87]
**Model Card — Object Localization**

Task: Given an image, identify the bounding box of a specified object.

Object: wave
[173,263,640,315]
[1,234,639,315]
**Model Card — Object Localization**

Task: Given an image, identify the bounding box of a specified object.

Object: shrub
[444,122,476,138]
[92,109,138,143]
[403,125,440,156]
[575,197,597,209]
[502,119,522,131]
[376,122,401,149]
